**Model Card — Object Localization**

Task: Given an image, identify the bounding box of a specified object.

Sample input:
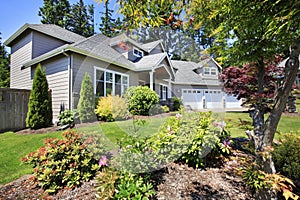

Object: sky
[0,0,119,44]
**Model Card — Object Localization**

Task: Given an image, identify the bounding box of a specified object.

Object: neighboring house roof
[4,23,85,46]
[172,59,222,86]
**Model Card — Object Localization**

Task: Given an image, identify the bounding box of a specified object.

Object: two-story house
[4,23,241,121]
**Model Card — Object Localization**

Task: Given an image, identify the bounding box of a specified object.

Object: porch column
[168,78,172,99]
[149,71,154,90]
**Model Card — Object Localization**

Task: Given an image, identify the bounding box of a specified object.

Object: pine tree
[0,33,10,88]
[77,73,95,123]
[99,0,123,37]
[67,0,95,37]
[26,64,52,129]
[38,0,71,28]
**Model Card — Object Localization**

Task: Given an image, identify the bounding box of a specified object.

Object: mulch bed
[0,140,256,200]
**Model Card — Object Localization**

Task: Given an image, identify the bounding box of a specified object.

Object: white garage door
[182,89,224,110]
[182,89,203,110]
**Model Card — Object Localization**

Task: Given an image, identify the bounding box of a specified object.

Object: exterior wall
[32,31,66,58]
[10,32,33,89]
[28,56,70,121]
[72,54,139,109]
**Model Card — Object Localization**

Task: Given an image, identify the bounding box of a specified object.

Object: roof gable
[4,23,85,46]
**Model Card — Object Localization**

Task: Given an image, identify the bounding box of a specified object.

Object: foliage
[95,95,129,122]
[26,64,52,129]
[99,0,123,37]
[161,105,169,113]
[96,167,155,200]
[67,0,94,37]
[21,131,101,193]
[39,0,71,28]
[241,162,299,200]
[114,172,155,199]
[95,167,119,200]
[0,34,10,88]
[149,104,164,115]
[113,111,230,172]
[220,57,284,107]
[78,73,95,123]
[172,96,183,111]
[57,109,76,126]
[124,86,159,116]
[273,133,300,181]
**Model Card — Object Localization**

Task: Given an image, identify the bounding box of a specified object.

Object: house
[4,23,241,121]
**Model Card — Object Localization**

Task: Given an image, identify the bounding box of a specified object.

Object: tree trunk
[264,38,300,146]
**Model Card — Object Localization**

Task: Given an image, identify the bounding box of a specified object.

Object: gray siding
[72,54,138,109]
[42,56,69,121]
[10,32,33,89]
[32,31,66,59]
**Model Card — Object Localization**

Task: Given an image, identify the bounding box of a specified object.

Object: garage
[182,89,224,110]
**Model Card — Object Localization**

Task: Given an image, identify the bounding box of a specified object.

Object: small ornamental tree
[26,64,52,129]
[220,56,284,109]
[77,73,95,123]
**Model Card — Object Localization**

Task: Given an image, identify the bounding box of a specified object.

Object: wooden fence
[0,88,31,133]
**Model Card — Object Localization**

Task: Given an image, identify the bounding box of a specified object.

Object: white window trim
[133,47,144,58]
[94,66,129,97]
[203,67,218,76]
[160,84,168,101]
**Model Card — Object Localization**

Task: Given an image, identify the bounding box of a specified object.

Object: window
[203,67,218,76]
[160,84,168,100]
[95,67,129,97]
[133,48,143,58]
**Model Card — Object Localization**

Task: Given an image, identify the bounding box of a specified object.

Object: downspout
[62,49,72,110]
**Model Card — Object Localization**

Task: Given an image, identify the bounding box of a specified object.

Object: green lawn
[225,112,300,138]
[0,112,299,185]
[0,116,168,185]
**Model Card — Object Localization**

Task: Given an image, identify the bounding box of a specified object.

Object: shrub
[161,105,170,113]
[172,96,183,111]
[26,64,52,129]
[149,104,164,115]
[57,109,76,126]
[124,86,159,115]
[96,167,155,200]
[21,131,101,193]
[78,73,96,123]
[273,133,300,181]
[95,95,129,122]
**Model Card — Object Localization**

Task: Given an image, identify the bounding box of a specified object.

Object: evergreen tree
[99,0,123,37]
[77,73,95,123]
[0,33,10,88]
[38,0,71,28]
[26,64,52,129]
[67,0,95,37]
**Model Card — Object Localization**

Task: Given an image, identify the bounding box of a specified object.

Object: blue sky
[0,0,119,43]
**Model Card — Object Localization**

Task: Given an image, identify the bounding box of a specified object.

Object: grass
[0,116,168,185]
[225,111,300,138]
[0,111,299,185]
[0,131,63,185]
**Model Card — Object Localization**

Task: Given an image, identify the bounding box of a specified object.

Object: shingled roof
[172,59,222,86]
[4,23,85,46]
